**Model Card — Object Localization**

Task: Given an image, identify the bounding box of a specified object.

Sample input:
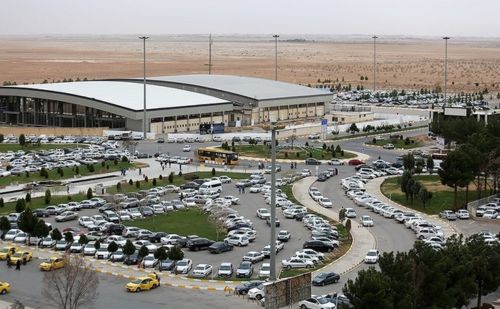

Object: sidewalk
[292,177,376,276]
[365,176,457,238]
[239,149,370,165]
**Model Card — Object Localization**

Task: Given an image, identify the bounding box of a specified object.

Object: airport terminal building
[0,75,332,134]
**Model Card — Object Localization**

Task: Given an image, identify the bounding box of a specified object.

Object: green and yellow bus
[197,147,239,165]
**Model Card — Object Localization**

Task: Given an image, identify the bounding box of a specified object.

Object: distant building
[0,74,332,133]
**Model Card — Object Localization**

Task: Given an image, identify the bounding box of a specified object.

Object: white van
[199,180,223,194]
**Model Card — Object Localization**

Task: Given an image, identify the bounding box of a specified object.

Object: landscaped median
[365,135,424,149]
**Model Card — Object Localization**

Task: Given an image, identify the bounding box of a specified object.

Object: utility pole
[208,34,213,75]
[139,36,149,139]
[273,34,279,81]
[443,36,450,106]
[372,35,378,93]
[269,118,277,281]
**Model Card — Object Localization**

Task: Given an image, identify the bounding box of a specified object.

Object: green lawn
[226,145,356,160]
[380,175,478,214]
[0,161,133,187]
[280,224,352,279]
[1,194,87,215]
[107,171,249,194]
[366,137,423,149]
[123,208,224,240]
[0,143,86,152]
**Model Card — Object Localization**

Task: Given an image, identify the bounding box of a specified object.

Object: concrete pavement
[292,176,377,276]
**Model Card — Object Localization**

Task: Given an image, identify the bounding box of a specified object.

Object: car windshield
[367,251,377,256]
[177,261,188,266]
[316,272,327,278]
[261,265,270,271]
[0,248,9,253]
[131,279,142,284]
[317,297,330,304]
[220,265,231,270]
[240,263,250,269]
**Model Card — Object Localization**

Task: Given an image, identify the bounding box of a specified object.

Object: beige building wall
[328,111,374,124]
[150,115,230,133]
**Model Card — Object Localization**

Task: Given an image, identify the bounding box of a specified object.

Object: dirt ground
[1,35,499,92]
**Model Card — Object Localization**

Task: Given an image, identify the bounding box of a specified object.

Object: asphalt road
[0,261,253,309]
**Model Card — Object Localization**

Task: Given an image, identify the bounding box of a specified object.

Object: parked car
[277,230,291,242]
[192,264,212,278]
[186,238,215,251]
[281,257,314,269]
[55,211,78,222]
[236,261,254,278]
[305,158,321,165]
[234,280,264,295]
[439,210,457,221]
[174,259,193,274]
[208,242,233,254]
[361,215,374,227]
[303,240,335,253]
[312,272,340,286]
[456,209,470,219]
[217,262,234,277]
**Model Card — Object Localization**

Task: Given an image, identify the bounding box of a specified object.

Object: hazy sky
[1,0,499,37]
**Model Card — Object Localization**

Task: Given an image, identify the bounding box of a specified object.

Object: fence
[467,193,500,218]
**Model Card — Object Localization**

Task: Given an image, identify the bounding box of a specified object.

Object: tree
[168,245,184,267]
[64,232,74,243]
[45,189,51,205]
[438,150,475,210]
[18,207,39,243]
[25,192,31,203]
[403,153,415,171]
[289,134,297,149]
[418,187,433,209]
[138,245,149,260]
[94,240,101,250]
[168,172,174,183]
[15,198,26,213]
[86,188,93,199]
[116,182,121,192]
[42,254,99,309]
[211,167,216,176]
[154,247,168,271]
[400,171,412,201]
[123,240,136,262]
[107,241,118,254]
[78,234,88,245]
[0,197,3,208]
[343,268,394,309]
[426,157,434,174]
[19,134,26,147]
[34,219,50,238]
[51,228,62,241]
[0,216,11,239]
[348,123,359,134]
[339,208,346,222]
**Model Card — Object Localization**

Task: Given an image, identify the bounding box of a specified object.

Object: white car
[4,229,22,241]
[318,198,333,208]
[456,209,470,219]
[361,215,374,227]
[281,258,314,269]
[259,263,271,278]
[141,254,159,268]
[217,262,233,277]
[242,251,265,264]
[192,264,213,278]
[13,232,28,243]
[295,249,325,261]
[90,215,107,226]
[328,159,344,166]
[364,249,379,264]
[175,259,193,274]
[95,248,111,260]
[277,230,291,242]
[219,176,232,183]
[182,145,191,152]
[345,208,357,218]
[133,240,158,252]
[106,235,127,247]
[309,191,323,201]
[224,235,249,247]
[160,234,186,246]
[482,210,498,219]
[117,210,132,221]
[256,208,271,219]
[248,284,265,300]
[298,297,336,309]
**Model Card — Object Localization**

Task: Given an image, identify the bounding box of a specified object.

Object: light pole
[273,34,279,81]
[269,118,277,281]
[443,36,450,106]
[372,35,378,93]
[208,34,213,75]
[139,36,149,139]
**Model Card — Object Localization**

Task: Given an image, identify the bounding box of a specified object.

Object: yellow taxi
[126,275,159,292]
[9,251,33,265]
[0,282,10,294]
[0,247,17,260]
[40,256,65,271]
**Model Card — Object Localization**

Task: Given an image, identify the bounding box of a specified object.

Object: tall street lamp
[269,118,277,281]
[139,36,149,139]
[273,34,279,81]
[208,34,213,75]
[372,35,378,93]
[443,36,450,106]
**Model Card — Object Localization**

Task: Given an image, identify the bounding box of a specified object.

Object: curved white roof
[147,74,331,101]
[13,81,230,111]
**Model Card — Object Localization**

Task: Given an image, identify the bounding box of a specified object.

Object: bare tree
[288,134,298,149]
[207,204,235,241]
[42,254,99,309]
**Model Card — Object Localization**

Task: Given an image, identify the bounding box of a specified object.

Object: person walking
[7,256,11,268]
[15,259,21,271]
[66,185,70,194]
[139,168,142,175]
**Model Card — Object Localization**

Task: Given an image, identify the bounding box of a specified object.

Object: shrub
[345,219,352,232]
[405,137,411,145]
[372,138,377,144]
[101,161,106,168]
[135,181,140,189]
[106,164,109,170]
[114,158,118,165]
[15,198,26,213]
[116,182,122,192]
[168,172,174,183]
[87,164,95,172]
[25,171,30,178]
[178,171,183,177]
[284,152,288,158]
[211,168,216,176]
[40,167,49,178]
[152,178,157,186]
[86,188,93,199]
[0,198,3,208]
[296,152,300,158]
[128,179,133,185]
[144,176,149,183]
[75,166,80,174]
[121,156,129,163]
[25,192,31,203]
[159,174,163,180]
[44,189,51,205]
